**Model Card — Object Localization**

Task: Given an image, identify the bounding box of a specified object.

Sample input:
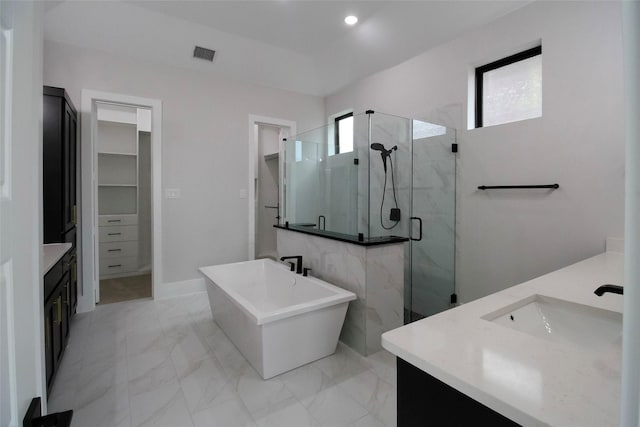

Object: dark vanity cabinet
[43,258,72,393]
[43,86,79,394]
[43,85,78,311]
[397,358,520,427]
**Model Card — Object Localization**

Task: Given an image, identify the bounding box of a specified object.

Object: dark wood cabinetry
[43,86,78,243]
[43,260,71,393]
[397,358,520,427]
[43,86,79,396]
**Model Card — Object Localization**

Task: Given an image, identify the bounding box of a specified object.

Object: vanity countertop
[382,251,624,426]
[43,243,72,274]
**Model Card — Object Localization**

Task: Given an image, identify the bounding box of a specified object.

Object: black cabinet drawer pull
[107,249,122,252]
[108,264,122,268]
[107,219,121,223]
[107,232,121,236]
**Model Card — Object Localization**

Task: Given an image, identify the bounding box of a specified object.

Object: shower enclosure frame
[365,111,458,323]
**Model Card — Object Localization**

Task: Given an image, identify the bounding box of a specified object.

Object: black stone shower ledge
[274,224,409,247]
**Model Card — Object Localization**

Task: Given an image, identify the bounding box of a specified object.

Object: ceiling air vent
[193,46,216,62]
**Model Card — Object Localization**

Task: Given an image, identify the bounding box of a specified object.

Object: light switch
[239,189,247,199]
[166,188,181,199]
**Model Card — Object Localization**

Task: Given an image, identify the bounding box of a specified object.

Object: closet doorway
[248,115,296,261]
[79,90,162,313]
[255,124,282,260]
[95,103,151,304]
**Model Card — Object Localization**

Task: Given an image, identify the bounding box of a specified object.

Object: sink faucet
[280,256,303,274]
[594,284,623,296]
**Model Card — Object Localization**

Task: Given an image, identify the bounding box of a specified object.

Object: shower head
[370,143,397,172]
[370,143,386,152]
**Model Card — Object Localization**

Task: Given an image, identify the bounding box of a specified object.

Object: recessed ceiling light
[344,15,358,25]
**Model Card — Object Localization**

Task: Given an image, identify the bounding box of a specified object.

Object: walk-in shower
[282,111,457,323]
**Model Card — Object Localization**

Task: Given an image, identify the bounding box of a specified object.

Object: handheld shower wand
[370,143,400,230]
[370,143,397,173]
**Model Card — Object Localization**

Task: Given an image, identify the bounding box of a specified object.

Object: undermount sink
[482,294,622,352]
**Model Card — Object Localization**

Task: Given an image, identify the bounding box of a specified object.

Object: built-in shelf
[98,118,137,125]
[98,151,137,157]
[98,154,137,187]
[97,109,138,217]
[97,120,137,154]
[98,186,137,215]
[264,153,279,161]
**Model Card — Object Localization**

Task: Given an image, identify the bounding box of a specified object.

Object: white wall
[325,1,625,303]
[44,40,325,287]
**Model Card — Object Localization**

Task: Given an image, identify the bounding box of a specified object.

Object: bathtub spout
[594,284,623,296]
[280,255,303,274]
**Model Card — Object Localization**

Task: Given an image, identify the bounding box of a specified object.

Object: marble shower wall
[367,113,412,239]
[355,112,412,239]
[277,229,403,356]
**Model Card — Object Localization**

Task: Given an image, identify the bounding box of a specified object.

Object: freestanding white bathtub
[199,259,356,379]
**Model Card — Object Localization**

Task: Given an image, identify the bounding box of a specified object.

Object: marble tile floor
[48,293,397,427]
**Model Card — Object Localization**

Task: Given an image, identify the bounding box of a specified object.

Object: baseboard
[155,277,206,299]
[99,270,151,280]
[138,264,151,273]
[606,237,624,253]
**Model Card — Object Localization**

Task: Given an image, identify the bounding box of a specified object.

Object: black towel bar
[478,184,559,190]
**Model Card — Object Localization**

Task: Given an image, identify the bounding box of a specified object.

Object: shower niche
[281,111,457,335]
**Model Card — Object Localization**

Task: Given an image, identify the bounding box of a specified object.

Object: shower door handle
[410,217,422,241]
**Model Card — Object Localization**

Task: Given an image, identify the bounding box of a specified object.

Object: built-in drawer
[99,241,138,259]
[99,214,138,227]
[99,225,138,242]
[100,256,138,276]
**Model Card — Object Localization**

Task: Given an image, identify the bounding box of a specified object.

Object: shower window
[333,112,354,154]
[475,45,542,128]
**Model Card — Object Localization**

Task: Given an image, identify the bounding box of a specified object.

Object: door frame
[0,7,19,424]
[79,90,162,311]
[247,115,295,261]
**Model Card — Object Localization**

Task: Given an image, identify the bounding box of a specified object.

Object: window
[333,112,353,154]
[295,140,302,162]
[475,46,542,128]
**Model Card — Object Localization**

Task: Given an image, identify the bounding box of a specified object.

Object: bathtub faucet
[280,256,303,274]
[594,284,623,296]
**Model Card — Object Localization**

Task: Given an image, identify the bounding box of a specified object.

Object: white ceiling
[129,1,390,55]
[44,0,531,96]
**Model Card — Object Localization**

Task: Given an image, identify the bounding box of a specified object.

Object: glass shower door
[407,121,456,322]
